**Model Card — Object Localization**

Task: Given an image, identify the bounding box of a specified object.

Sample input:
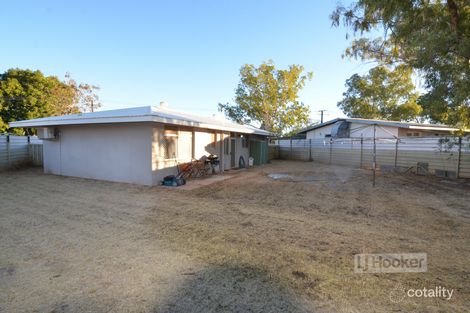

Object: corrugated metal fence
[273,137,470,179]
[0,135,43,170]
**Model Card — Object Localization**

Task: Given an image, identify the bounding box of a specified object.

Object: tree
[49,74,81,116]
[77,83,101,112]
[0,69,78,135]
[0,69,100,134]
[218,61,313,135]
[331,0,470,128]
[338,65,421,121]
[63,73,101,113]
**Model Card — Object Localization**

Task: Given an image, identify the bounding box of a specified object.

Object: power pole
[318,110,327,123]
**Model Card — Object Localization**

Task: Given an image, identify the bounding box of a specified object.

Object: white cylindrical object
[248,157,254,167]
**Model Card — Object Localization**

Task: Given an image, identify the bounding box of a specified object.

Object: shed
[9,105,271,185]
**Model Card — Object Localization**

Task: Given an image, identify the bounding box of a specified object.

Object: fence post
[6,134,10,167]
[28,135,32,164]
[290,138,293,160]
[360,136,363,168]
[329,138,333,164]
[456,137,462,178]
[373,124,377,187]
[309,139,312,161]
[394,138,399,169]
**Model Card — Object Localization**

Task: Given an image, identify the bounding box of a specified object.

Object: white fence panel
[275,136,470,179]
[0,135,43,170]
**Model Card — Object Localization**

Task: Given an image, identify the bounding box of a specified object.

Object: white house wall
[221,133,231,170]
[350,123,398,138]
[234,136,249,168]
[397,128,451,137]
[43,139,61,175]
[151,127,227,184]
[194,131,219,158]
[42,123,264,187]
[152,125,178,184]
[43,123,153,185]
[305,124,335,139]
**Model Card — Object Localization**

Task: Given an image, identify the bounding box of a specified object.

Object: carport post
[191,130,196,159]
[219,133,224,173]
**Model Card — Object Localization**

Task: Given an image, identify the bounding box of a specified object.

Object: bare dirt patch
[1,161,469,312]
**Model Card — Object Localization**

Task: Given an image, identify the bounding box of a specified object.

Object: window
[242,136,248,148]
[163,130,178,159]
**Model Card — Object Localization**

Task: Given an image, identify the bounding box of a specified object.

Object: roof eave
[9,115,154,128]
[297,118,341,134]
[9,115,271,136]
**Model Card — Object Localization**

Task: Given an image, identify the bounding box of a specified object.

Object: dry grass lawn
[0,161,469,312]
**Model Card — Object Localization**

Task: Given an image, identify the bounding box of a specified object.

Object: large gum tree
[219,61,313,136]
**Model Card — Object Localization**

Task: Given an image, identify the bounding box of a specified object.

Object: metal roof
[9,106,272,136]
[297,117,461,134]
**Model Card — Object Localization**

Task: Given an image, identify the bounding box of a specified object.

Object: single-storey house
[10,104,271,185]
[297,118,460,139]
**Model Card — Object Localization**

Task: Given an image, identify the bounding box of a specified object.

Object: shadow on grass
[154,264,313,313]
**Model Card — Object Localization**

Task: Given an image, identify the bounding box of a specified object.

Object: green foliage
[0,69,100,134]
[219,61,313,136]
[332,0,470,128]
[338,65,421,121]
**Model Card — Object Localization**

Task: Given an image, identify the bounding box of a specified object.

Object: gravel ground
[0,161,469,312]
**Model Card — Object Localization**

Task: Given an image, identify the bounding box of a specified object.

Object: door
[249,139,268,165]
[230,138,236,168]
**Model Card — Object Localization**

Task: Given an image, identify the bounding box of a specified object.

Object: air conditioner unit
[37,127,57,140]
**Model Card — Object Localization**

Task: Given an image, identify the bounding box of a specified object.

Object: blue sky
[1,0,372,123]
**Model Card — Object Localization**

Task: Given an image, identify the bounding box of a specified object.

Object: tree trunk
[447,0,459,32]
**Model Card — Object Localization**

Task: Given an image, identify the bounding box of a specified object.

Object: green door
[249,139,268,165]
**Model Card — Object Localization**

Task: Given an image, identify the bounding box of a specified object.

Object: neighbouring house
[9,104,271,185]
[296,118,461,139]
